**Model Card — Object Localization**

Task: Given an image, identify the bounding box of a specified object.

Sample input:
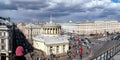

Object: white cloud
[83,0,120,9]
[1,0,120,22]
[0,0,11,4]
[12,0,40,2]
[49,0,87,7]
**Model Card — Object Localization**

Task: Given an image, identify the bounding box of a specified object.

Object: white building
[33,21,69,55]
[60,20,120,35]
[33,35,69,55]
[78,20,120,35]
[0,17,13,60]
[59,22,79,33]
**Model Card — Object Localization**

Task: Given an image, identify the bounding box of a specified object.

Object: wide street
[66,33,120,60]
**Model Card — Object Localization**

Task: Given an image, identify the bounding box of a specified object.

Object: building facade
[17,20,120,39]
[60,23,78,33]
[18,23,43,40]
[78,20,120,35]
[32,21,69,57]
[0,17,13,60]
[60,20,120,35]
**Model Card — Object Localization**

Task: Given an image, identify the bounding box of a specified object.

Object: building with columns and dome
[32,20,69,60]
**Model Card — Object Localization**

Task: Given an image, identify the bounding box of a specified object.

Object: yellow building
[78,20,120,35]
[24,23,42,40]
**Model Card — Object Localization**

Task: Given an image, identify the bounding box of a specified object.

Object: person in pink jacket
[15,46,26,60]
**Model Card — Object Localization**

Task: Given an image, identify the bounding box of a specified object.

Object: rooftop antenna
[49,15,53,24]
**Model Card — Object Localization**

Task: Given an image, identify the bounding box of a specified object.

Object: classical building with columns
[0,17,13,60]
[32,21,69,58]
[41,21,61,36]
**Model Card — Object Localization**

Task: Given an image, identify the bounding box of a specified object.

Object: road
[67,33,120,60]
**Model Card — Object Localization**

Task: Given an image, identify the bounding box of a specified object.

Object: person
[67,50,72,59]
[15,46,26,60]
[79,46,83,60]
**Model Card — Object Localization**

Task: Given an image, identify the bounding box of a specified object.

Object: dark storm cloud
[98,9,119,19]
[46,2,85,13]
[13,1,49,10]
[0,3,17,10]
[0,0,120,22]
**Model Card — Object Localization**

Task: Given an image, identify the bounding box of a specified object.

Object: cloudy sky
[0,0,120,22]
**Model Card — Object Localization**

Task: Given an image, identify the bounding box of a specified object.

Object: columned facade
[33,22,69,57]
[42,24,61,36]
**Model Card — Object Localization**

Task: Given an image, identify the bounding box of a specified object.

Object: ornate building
[77,20,120,35]
[0,17,13,60]
[60,20,120,35]
[32,21,69,60]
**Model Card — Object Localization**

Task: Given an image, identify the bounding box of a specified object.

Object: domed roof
[33,34,69,44]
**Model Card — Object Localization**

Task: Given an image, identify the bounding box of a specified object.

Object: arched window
[63,45,65,52]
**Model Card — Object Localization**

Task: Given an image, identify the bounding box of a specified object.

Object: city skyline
[0,0,120,22]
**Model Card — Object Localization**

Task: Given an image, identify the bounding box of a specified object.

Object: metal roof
[33,34,69,44]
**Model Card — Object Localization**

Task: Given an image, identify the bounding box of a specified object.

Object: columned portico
[33,21,69,56]
[43,24,61,36]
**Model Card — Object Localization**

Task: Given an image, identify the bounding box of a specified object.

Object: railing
[90,43,120,60]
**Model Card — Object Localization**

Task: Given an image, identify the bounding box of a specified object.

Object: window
[50,46,52,48]
[50,46,53,54]
[1,45,5,50]
[1,53,6,60]
[0,32,2,36]
[63,45,65,52]
[56,46,59,53]
[4,32,5,36]
[1,39,5,50]
[1,39,5,43]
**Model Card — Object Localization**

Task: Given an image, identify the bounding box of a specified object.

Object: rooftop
[33,34,69,45]
[0,17,13,28]
[25,23,42,29]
